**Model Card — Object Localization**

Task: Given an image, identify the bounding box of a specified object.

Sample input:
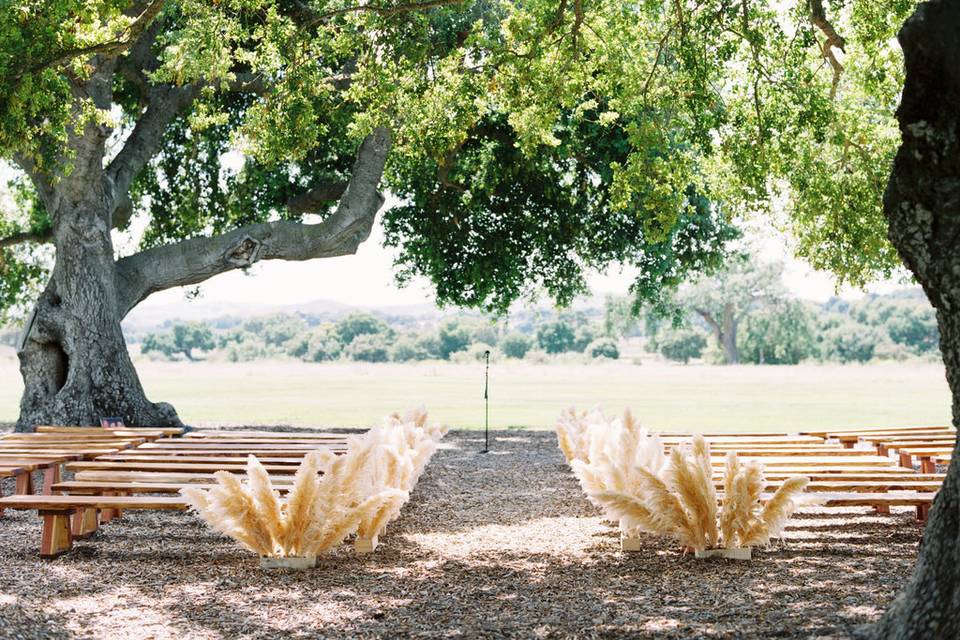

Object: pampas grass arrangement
[563,408,809,555]
[182,408,447,564]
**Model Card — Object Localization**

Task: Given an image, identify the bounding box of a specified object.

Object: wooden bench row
[0,487,939,557]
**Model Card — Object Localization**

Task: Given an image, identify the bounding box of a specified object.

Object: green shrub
[587,338,620,359]
[537,320,576,353]
[437,319,472,359]
[500,332,532,359]
[573,326,596,352]
[346,333,390,362]
[390,336,430,362]
[885,307,939,354]
[739,301,815,365]
[334,313,391,345]
[659,329,707,364]
[820,322,880,363]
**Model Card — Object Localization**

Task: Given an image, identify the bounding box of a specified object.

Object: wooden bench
[818,428,957,448]
[751,472,945,482]
[882,446,954,472]
[183,430,349,439]
[659,435,827,445]
[35,426,184,437]
[0,448,135,461]
[0,466,31,514]
[54,480,294,494]
[0,440,142,448]
[0,457,68,495]
[138,442,348,450]
[73,470,298,483]
[0,434,149,442]
[804,425,955,439]
[66,461,306,474]
[94,455,313,464]
[861,434,957,445]
[871,439,956,454]
[705,456,899,468]
[813,492,936,522]
[0,495,186,557]
[695,448,877,456]
[100,448,346,457]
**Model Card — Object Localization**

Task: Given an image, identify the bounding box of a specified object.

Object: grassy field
[0,351,951,431]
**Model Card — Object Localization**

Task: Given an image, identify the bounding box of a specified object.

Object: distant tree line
[134,311,621,364]
[130,256,938,367]
[603,255,940,365]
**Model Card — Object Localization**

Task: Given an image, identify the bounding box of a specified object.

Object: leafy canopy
[0,0,917,322]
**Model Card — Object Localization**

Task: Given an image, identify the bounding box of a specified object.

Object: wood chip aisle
[0,428,925,640]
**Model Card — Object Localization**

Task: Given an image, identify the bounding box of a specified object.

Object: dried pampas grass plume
[183,408,446,559]
[560,408,809,553]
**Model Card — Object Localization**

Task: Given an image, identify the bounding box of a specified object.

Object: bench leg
[874,504,890,514]
[41,465,61,496]
[15,471,34,495]
[900,452,914,469]
[39,510,74,558]
[72,508,100,539]
[917,504,930,523]
[100,491,118,524]
[876,444,888,457]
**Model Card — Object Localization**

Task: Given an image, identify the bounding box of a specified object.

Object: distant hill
[122,297,444,334]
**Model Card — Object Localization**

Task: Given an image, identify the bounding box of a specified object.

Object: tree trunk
[868,1,960,637]
[721,322,739,364]
[696,306,739,364]
[15,191,181,431]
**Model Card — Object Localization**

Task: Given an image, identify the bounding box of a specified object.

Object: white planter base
[260,556,317,569]
[354,535,379,553]
[694,547,752,560]
[620,534,643,552]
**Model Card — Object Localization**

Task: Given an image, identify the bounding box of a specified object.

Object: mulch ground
[0,427,924,639]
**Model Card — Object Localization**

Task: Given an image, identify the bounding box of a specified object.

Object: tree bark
[16,184,181,431]
[868,1,960,637]
[696,305,739,364]
[11,22,391,432]
[15,126,389,431]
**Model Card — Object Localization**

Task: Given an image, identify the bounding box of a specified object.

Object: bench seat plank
[67,461,304,474]
[0,495,187,510]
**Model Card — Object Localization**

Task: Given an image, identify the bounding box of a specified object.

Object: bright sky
[130,215,912,312]
[1,161,912,313]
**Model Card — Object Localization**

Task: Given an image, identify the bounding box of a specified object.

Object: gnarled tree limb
[12,0,166,86]
[114,127,391,316]
[106,83,201,198]
[808,0,846,99]
[287,182,350,214]
[0,229,52,249]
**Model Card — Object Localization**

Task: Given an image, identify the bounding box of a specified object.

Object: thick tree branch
[107,20,202,199]
[114,128,391,316]
[0,230,52,249]
[13,0,166,85]
[287,182,350,214]
[808,0,846,99]
[299,0,466,26]
[106,84,201,198]
[694,308,720,333]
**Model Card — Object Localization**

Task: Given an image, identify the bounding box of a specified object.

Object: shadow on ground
[0,429,922,639]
